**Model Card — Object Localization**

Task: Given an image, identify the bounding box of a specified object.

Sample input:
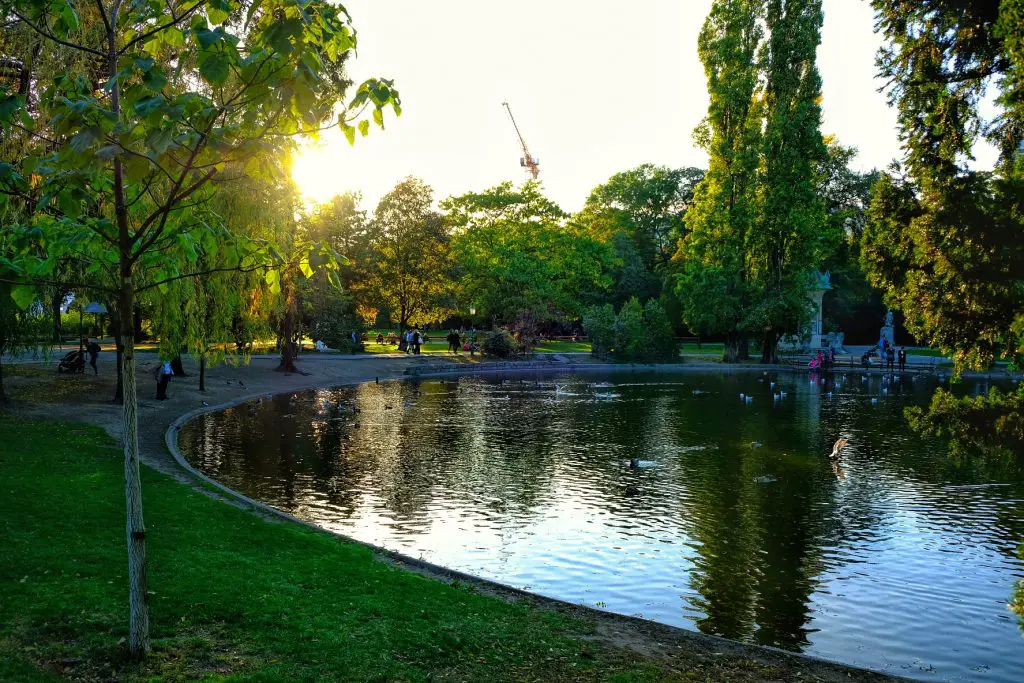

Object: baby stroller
[57,350,86,374]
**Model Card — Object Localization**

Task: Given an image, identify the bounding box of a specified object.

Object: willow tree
[0,0,398,655]
[862,0,1023,460]
[675,0,763,362]
[748,0,828,363]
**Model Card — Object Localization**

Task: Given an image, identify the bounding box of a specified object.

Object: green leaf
[341,122,355,145]
[358,120,369,137]
[57,190,82,219]
[134,95,166,117]
[199,53,230,85]
[373,107,384,128]
[164,28,186,48]
[0,93,25,123]
[300,259,313,279]
[96,144,121,160]
[10,285,35,310]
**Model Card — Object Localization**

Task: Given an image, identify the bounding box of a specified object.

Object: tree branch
[135,263,271,293]
[10,10,106,57]
[117,1,210,56]
[0,274,118,295]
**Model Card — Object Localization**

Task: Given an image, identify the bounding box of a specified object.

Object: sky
[290,0,995,213]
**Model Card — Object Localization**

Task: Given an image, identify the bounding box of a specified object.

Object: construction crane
[502,101,540,180]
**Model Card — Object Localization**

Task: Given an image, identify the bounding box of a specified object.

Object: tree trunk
[761,329,779,364]
[51,291,63,344]
[723,332,742,363]
[109,19,149,650]
[170,355,187,377]
[0,359,6,403]
[198,356,206,392]
[119,274,149,656]
[738,335,750,361]
[276,283,303,374]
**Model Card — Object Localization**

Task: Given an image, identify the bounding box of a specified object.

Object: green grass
[1,417,715,682]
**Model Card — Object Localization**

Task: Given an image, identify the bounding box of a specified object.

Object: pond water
[178,370,1024,681]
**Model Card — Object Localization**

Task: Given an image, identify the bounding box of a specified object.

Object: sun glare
[291,142,348,205]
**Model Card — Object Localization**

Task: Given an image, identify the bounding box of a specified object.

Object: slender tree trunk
[276,280,303,374]
[109,13,149,654]
[761,329,779,364]
[119,275,149,655]
[738,335,750,361]
[198,356,206,392]
[51,291,63,344]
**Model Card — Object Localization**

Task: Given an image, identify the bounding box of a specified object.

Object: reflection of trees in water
[177,372,1024,652]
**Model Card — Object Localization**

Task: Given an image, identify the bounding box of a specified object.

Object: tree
[674,0,763,362]
[444,181,614,326]
[367,177,453,330]
[0,0,398,655]
[748,0,828,363]
[862,0,1024,461]
[582,297,679,362]
[579,164,705,270]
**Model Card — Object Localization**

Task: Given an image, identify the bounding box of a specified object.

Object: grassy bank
[0,417,827,682]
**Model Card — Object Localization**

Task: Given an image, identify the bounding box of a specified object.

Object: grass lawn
[1,417,721,682]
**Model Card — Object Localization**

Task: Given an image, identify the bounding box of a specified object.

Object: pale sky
[291,0,996,213]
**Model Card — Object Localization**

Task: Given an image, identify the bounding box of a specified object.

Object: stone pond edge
[163,359,913,682]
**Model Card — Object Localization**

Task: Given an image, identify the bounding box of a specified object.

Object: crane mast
[502,101,540,180]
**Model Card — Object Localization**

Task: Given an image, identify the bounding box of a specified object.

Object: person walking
[155,360,173,400]
[86,338,101,375]
[412,328,422,355]
[898,346,907,372]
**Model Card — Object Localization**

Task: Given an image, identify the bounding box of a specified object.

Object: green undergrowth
[0,416,782,682]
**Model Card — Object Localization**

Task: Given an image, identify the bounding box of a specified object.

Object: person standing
[155,360,173,400]
[412,328,422,355]
[86,338,101,375]
[898,346,907,372]
[886,345,896,371]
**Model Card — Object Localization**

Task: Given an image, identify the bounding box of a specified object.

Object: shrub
[311,298,364,353]
[614,297,646,361]
[482,329,516,358]
[644,299,679,361]
[584,298,679,363]
[582,304,616,356]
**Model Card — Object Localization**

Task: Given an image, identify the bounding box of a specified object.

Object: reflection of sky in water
[179,371,1024,682]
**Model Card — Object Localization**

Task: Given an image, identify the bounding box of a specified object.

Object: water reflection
[179,371,1024,682]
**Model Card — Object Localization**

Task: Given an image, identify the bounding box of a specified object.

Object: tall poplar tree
[675,0,763,363]
[749,0,828,363]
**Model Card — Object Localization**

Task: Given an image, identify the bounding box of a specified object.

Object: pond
[178,370,1024,681]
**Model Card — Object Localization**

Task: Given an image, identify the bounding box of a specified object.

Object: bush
[482,329,516,358]
[582,304,616,356]
[583,298,679,363]
[644,299,679,361]
[311,298,364,353]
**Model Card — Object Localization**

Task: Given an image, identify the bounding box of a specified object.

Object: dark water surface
[178,370,1024,681]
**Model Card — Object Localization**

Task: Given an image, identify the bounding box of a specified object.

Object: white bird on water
[829,438,849,460]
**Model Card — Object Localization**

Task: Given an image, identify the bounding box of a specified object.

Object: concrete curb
[161,361,915,681]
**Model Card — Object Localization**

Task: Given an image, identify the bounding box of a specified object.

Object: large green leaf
[10,285,35,310]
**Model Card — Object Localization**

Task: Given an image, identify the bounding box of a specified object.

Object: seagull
[829,438,849,460]
[750,441,763,448]
[201,401,209,406]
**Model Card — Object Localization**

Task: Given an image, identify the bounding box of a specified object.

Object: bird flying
[829,438,849,459]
